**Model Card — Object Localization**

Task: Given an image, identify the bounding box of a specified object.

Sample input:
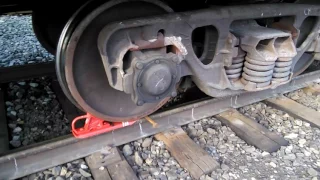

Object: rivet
[135,62,143,69]
[156,96,160,100]
[137,83,142,87]
[155,60,160,64]
[172,57,179,63]
[137,100,144,106]
[171,91,177,97]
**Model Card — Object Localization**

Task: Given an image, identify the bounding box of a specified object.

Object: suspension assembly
[229,20,297,91]
[225,37,246,81]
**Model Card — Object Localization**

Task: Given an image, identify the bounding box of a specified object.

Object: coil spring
[272,58,292,83]
[225,48,245,80]
[240,56,275,88]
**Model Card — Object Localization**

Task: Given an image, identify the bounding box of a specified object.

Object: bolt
[171,91,177,97]
[137,100,144,106]
[172,56,179,63]
[156,96,160,100]
[137,83,142,87]
[155,60,160,64]
[172,75,176,79]
[135,62,143,69]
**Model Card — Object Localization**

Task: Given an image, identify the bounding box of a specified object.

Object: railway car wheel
[32,2,88,54]
[293,53,315,76]
[32,10,58,55]
[292,0,320,76]
[56,0,174,122]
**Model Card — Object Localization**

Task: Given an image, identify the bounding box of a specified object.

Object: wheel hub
[141,63,172,96]
[129,52,182,106]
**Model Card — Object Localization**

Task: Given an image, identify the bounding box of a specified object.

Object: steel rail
[0,69,319,180]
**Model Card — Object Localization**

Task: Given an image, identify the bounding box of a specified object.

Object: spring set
[272,58,292,83]
[225,47,246,80]
[240,56,275,88]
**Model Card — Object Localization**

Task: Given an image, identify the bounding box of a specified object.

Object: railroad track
[0,62,319,179]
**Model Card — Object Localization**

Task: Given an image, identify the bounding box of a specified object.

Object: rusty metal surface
[53,2,320,122]
[225,36,245,81]
[98,3,320,100]
[0,68,319,180]
[231,20,297,91]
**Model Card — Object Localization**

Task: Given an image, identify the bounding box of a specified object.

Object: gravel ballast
[20,159,93,180]
[0,15,54,67]
[285,84,320,112]
[237,102,320,180]
[6,77,70,148]
[181,100,320,180]
[121,137,192,180]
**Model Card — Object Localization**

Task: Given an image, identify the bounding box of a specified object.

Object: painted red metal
[71,113,136,138]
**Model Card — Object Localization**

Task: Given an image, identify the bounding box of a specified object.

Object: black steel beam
[0,85,9,154]
[0,62,56,83]
[0,69,319,180]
